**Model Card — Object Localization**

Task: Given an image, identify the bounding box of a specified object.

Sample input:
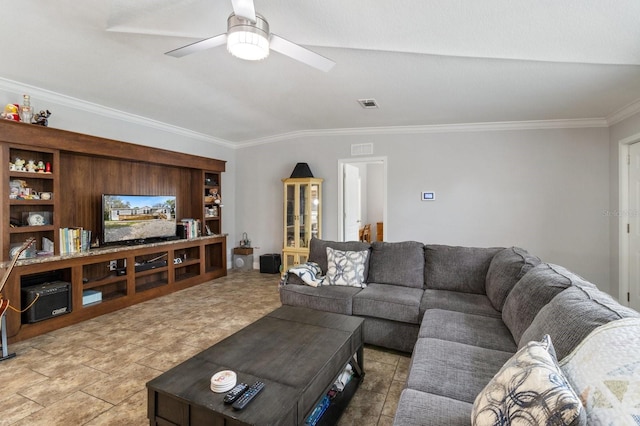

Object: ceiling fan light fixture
[226,13,270,61]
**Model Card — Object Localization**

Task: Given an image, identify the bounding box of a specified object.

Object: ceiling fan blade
[231,0,256,22]
[165,34,227,57]
[270,35,335,72]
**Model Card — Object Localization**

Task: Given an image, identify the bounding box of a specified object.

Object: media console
[4,235,227,343]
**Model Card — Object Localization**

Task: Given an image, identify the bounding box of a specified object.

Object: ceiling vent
[357,99,379,109]
[351,143,373,156]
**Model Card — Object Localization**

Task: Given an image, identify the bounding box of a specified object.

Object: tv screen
[102,195,177,245]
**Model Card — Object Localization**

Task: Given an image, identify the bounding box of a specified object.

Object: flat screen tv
[102,194,177,245]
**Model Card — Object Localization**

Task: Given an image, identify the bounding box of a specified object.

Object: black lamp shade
[290,163,314,178]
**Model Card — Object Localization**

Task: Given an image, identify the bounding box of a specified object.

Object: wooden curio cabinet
[282,177,323,271]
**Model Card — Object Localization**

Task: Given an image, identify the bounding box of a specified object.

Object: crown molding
[0,77,235,149]
[607,98,640,126]
[0,77,614,150]
[237,118,609,148]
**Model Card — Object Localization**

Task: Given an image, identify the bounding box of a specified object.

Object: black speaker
[21,281,72,323]
[260,254,282,274]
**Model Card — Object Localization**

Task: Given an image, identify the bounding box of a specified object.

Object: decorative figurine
[13,158,25,171]
[1,104,19,121]
[32,110,51,126]
[36,160,45,173]
[26,160,36,172]
[209,188,221,204]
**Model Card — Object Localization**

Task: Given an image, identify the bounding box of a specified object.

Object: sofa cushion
[406,338,514,404]
[424,245,502,294]
[485,246,541,311]
[279,284,361,315]
[362,317,419,353]
[519,283,640,361]
[366,241,425,288]
[472,335,585,426]
[325,247,369,287]
[394,389,472,426]
[502,263,591,344]
[352,283,423,324]
[419,309,517,353]
[421,289,501,318]
[308,238,371,278]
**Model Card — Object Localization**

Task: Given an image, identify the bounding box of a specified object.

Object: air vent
[351,143,373,156]
[357,99,379,109]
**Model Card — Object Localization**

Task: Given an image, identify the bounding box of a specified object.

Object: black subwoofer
[260,254,282,274]
[21,281,72,323]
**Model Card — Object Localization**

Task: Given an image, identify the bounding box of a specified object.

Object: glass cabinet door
[310,183,320,241]
[299,183,308,248]
[285,183,296,248]
[282,177,323,272]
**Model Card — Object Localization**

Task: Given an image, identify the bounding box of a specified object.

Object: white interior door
[343,164,361,241]
[629,143,640,310]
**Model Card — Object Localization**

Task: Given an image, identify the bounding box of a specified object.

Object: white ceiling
[1,0,639,146]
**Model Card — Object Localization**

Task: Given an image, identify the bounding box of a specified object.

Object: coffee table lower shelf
[315,371,363,426]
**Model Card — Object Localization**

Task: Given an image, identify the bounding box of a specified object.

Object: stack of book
[180,218,201,239]
[59,227,91,254]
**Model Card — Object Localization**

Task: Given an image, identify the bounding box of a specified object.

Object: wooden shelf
[83,274,125,290]
[9,225,55,233]
[0,119,228,344]
[9,172,54,179]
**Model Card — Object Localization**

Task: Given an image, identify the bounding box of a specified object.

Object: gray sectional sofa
[279,238,640,425]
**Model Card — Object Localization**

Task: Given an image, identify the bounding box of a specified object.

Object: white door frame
[618,132,640,306]
[337,156,388,242]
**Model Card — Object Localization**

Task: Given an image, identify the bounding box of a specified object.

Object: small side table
[233,247,253,271]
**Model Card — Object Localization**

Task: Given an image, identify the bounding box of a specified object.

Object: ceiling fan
[165,0,335,72]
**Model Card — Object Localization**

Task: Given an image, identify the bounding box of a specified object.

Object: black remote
[223,383,249,404]
[232,381,265,410]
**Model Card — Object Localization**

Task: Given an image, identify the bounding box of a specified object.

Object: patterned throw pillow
[472,335,585,426]
[325,247,368,287]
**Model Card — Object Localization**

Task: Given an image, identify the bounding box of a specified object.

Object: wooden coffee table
[147,305,365,425]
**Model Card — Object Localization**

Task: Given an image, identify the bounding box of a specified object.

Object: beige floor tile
[11,391,112,426]
[0,366,49,401]
[0,394,43,425]
[81,363,161,405]
[360,359,398,395]
[136,342,202,371]
[89,343,155,374]
[381,380,405,417]
[83,390,147,426]
[394,355,411,382]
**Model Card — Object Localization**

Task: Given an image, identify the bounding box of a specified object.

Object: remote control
[224,383,249,404]
[232,381,265,410]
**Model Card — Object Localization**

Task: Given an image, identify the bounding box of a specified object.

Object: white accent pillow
[325,247,368,287]
[472,335,585,426]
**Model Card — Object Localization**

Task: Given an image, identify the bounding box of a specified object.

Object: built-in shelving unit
[0,119,227,343]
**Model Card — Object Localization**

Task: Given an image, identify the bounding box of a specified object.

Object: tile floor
[0,270,410,425]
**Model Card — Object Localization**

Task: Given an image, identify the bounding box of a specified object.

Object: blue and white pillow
[325,247,368,287]
[472,335,585,426]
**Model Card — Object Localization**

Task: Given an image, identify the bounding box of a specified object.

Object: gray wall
[237,127,611,292]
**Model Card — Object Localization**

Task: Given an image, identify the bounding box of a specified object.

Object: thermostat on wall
[422,192,435,201]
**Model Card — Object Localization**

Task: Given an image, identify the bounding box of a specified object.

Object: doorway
[338,157,387,242]
[619,135,640,310]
